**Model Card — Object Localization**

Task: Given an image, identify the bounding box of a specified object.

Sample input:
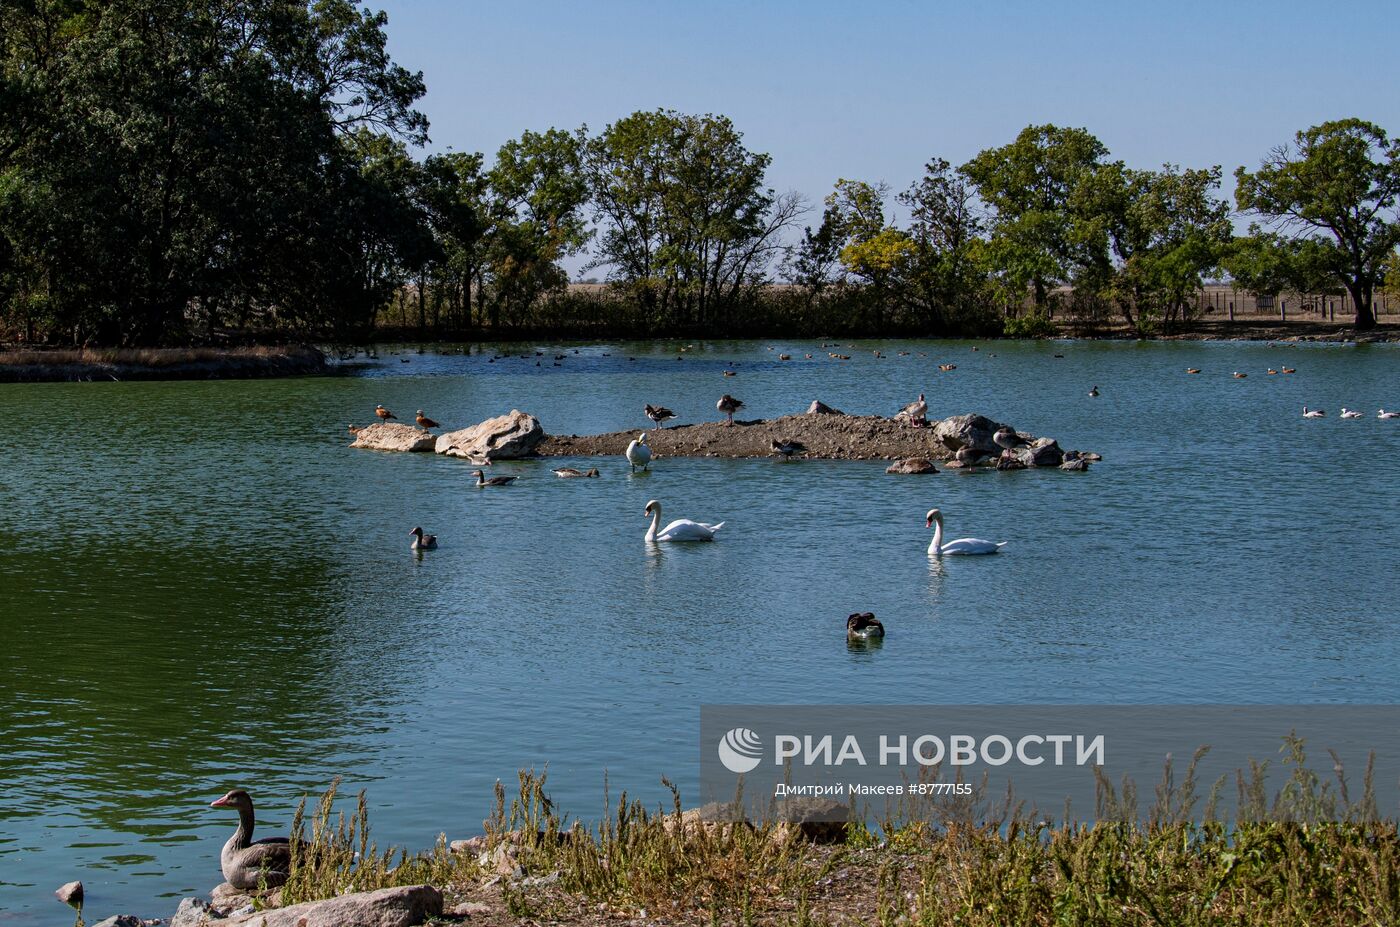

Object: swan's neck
[928,518,943,555]
[646,507,660,542]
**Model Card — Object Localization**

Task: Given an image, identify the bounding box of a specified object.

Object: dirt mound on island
[539,410,1066,462]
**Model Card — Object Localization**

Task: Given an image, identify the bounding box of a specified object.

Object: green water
[2,338,1398,919]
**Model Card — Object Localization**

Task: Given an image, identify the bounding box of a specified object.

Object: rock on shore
[350,422,437,452]
[175,885,441,927]
[435,410,543,460]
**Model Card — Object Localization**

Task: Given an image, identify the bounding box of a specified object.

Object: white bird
[644,500,723,542]
[1302,406,1325,418]
[1340,408,1363,419]
[625,433,652,472]
[926,508,1006,556]
[1380,409,1400,419]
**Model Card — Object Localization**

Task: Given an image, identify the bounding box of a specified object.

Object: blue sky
[375,0,1397,227]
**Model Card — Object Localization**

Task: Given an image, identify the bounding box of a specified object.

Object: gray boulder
[222,884,442,927]
[172,897,224,927]
[933,414,1010,456]
[54,881,83,907]
[771,797,850,844]
[436,411,543,460]
[806,400,844,415]
[1027,438,1063,467]
[350,422,437,453]
[91,918,143,927]
[885,457,939,474]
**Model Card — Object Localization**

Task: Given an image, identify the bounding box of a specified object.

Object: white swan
[1340,408,1363,419]
[1302,406,1325,418]
[644,500,723,542]
[1380,409,1400,419]
[625,433,652,471]
[926,508,1006,556]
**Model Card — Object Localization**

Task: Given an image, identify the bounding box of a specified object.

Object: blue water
[1,338,1398,919]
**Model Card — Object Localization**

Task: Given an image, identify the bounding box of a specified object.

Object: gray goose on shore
[897,394,928,427]
[210,790,292,890]
[644,404,676,428]
[717,394,744,425]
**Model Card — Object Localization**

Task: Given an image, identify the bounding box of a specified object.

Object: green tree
[1235,118,1400,330]
[897,158,988,331]
[962,124,1109,313]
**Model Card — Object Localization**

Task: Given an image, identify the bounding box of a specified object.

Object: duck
[778,353,792,361]
[897,393,928,427]
[347,424,362,435]
[723,369,737,377]
[644,404,676,428]
[644,500,723,542]
[926,508,1007,556]
[717,394,744,425]
[1232,372,1247,379]
[1267,369,1278,375]
[992,426,1018,450]
[409,526,438,550]
[625,433,652,472]
[1087,385,1099,397]
[210,790,292,890]
[1281,367,1296,374]
[553,467,600,478]
[1302,406,1325,418]
[471,469,517,486]
[415,410,440,431]
[938,363,957,372]
[1379,409,1400,419]
[375,404,397,422]
[1340,408,1363,419]
[1186,368,1201,374]
[771,438,806,460]
[846,612,885,641]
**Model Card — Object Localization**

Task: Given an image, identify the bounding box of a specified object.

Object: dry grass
[270,746,1400,927]
[0,344,325,380]
[0,345,313,366]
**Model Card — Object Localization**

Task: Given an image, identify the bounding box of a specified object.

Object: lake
[2,337,1398,919]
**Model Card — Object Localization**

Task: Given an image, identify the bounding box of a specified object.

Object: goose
[1380,409,1400,419]
[1302,406,1325,418]
[471,469,517,487]
[1087,385,1099,397]
[375,404,397,422]
[993,426,1018,450]
[625,434,652,472]
[897,394,928,427]
[415,410,440,431]
[553,467,600,478]
[644,404,676,428]
[717,394,744,425]
[926,508,1007,556]
[644,500,723,542]
[846,612,885,641]
[210,790,292,890]
[409,526,438,550]
[1340,408,1363,419]
[771,438,806,460]
[953,446,988,467]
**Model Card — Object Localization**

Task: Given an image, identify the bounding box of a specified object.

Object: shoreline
[0,345,327,382]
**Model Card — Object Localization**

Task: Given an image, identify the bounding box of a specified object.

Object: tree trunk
[1347,281,1376,331]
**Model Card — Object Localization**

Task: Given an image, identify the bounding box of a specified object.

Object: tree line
[2,1,1397,346]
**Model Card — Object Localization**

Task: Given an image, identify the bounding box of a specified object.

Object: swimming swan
[926,508,1006,556]
[644,500,723,542]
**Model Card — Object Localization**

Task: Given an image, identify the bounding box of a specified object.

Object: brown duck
[210,790,291,889]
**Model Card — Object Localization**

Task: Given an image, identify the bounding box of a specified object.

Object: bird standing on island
[209,790,292,890]
[771,438,806,460]
[717,394,744,425]
[409,526,438,550]
[415,410,440,431]
[625,433,652,472]
[897,393,928,427]
[375,404,396,422]
[846,612,885,641]
[471,469,517,487]
[644,404,676,428]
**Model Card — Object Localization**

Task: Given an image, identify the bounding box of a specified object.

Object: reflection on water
[2,338,1400,917]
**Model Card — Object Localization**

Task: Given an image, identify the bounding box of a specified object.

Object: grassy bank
[0,344,327,382]
[261,762,1399,927]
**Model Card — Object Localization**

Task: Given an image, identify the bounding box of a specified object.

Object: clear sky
[375,0,1398,228]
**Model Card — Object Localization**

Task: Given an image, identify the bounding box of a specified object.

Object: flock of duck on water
[1177,364,1397,418]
